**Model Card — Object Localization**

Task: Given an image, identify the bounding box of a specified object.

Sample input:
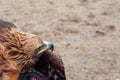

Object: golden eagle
[0,20,66,80]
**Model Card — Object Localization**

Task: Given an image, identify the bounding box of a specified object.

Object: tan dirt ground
[0,0,120,80]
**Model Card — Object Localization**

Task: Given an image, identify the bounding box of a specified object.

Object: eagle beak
[36,41,54,55]
[43,41,54,51]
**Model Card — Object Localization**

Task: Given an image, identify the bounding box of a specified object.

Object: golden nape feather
[0,20,66,80]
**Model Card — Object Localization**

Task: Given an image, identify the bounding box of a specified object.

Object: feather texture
[0,20,66,80]
[0,20,42,80]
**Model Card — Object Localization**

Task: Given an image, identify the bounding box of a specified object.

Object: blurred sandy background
[0,0,120,80]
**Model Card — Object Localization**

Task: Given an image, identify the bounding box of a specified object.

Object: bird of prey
[0,20,66,80]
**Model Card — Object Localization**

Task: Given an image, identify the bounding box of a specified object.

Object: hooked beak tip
[43,41,54,51]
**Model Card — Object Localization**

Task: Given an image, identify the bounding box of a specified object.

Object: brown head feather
[0,20,43,80]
